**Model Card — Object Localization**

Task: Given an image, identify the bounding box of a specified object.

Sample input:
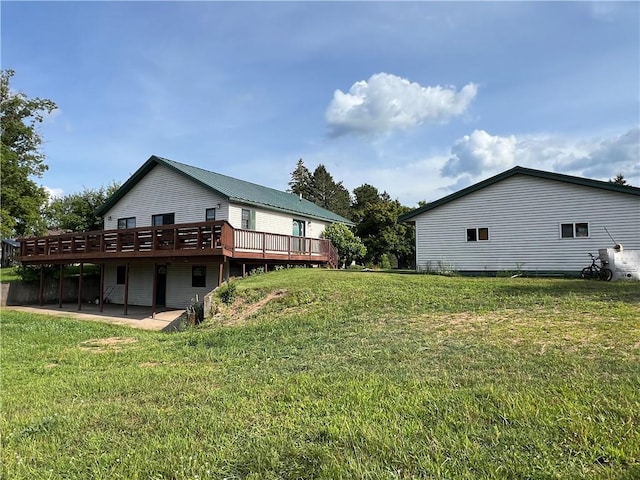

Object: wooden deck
[18,221,338,267]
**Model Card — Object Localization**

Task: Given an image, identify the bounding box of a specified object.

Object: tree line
[2,68,633,270]
[288,159,415,268]
[1,69,121,238]
[1,68,415,269]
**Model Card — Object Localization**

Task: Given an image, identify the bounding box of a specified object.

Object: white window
[117,217,136,229]
[466,227,489,242]
[561,222,589,239]
[192,266,206,288]
[241,209,255,230]
[152,213,175,226]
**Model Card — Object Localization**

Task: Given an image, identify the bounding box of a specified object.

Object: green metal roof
[96,155,354,225]
[399,166,640,222]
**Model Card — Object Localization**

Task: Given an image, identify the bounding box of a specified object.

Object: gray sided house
[399,166,640,276]
[18,155,352,312]
[1,239,19,268]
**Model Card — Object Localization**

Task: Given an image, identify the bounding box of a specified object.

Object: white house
[399,166,640,276]
[19,155,352,311]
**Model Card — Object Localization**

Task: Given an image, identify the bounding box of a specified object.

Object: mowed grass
[1,270,639,479]
[0,266,20,282]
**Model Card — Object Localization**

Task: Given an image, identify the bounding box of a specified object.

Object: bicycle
[580,253,613,281]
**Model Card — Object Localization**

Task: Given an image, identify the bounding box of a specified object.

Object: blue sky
[3,1,639,207]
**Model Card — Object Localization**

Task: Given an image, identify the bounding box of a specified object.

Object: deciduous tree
[1,69,57,237]
[353,186,415,268]
[46,183,121,232]
[321,222,366,268]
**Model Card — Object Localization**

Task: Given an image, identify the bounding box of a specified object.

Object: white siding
[103,164,228,229]
[414,175,640,273]
[228,203,329,238]
[104,262,221,309]
[166,263,221,309]
[306,220,327,239]
[103,264,154,306]
[103,163,330,238]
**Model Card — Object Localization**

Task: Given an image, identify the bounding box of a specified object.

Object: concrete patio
[3,303,186,331]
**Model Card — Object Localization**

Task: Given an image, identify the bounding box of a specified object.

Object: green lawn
[0,266,20,282]
[2,270,639,479]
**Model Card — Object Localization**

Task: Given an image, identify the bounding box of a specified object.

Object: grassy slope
[1,270,639,479]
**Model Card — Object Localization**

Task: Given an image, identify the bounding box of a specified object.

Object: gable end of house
[399,166,640,222]
[96,155,353,225]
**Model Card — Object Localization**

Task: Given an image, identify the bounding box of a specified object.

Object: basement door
[156,265,167,307]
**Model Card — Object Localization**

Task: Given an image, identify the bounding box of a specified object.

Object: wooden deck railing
[19,221,231,259]
[18,221,337,267]
[233,229,336,264]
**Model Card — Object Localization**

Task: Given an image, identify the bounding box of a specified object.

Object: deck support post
[218,262,224,287]
[58,265,64,308]
[39,265,44,306]
[99,263,105,312]
[242,263,246,278]
[124,263,130,316]
[264,263,268,273]
[77,263,84,311]
[151,263,158,319]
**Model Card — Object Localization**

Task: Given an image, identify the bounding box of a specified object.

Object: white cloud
[44,186,64,201]
[557,127,640,180]
[441,130,517,177]
[325,73,477,135]
[441,127,640,186]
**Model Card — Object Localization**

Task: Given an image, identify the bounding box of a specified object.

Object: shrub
[217,281,237,305]
[15,265,58,282]
[249,266,265,276]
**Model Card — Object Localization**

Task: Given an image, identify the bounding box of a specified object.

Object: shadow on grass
[490,279,640,306]
[331,269,640,306]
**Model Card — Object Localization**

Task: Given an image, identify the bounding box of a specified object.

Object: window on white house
[192,266,206,287]
[241,209,255,230]
[205,208,216,222]
[561,222,589,238]
[467,227,489,242]
[152,213,175,226]
[117,217,136,229]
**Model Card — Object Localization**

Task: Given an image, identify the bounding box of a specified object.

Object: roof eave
[230,197,354,226]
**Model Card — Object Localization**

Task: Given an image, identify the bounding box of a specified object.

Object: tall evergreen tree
[609,173,628,185]
[309,165,352,219]
[287,158,313,198]
[1,69,57,237]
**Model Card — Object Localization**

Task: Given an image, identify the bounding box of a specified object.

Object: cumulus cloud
[325,73,477,135]
[558,127,640,179]
[441,127,640,186]
[441,130,517,177]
